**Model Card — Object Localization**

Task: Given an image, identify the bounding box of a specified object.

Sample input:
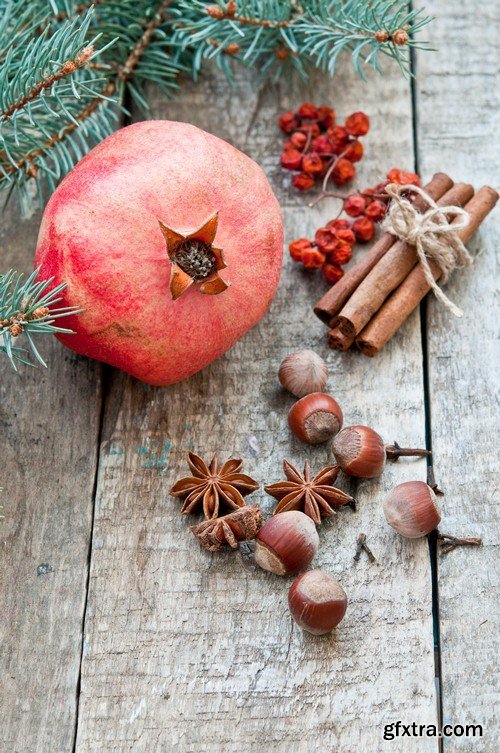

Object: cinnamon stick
[327,326,355,351]
[313,173,454,325]
[356,186,499,356]
[334,182,475,339]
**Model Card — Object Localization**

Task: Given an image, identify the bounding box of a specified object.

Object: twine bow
[381,183,472,316]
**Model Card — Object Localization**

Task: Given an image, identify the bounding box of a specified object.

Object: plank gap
[69,328,111,751]
[410,27,444,749]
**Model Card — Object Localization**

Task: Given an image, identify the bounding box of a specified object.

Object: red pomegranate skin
[35,121,283,386]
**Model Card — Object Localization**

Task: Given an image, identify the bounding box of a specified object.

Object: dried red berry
[329,241,353,265]
[302,248,326,269]
[365,199,387,222]
[317,105,335,129]
[332,158,355,185]
[315,227,338,253]
[352,216,375,242]
[310,135,332,155]
[292,172,315,191]
[336,227,356,246]
[344,194,366,217]
[387,168,420,186]
[302,152,324,176]
[298,123,321,138]
[327,125,349,154]
[327,218,352,231]
[322,263,344,284]
[279,111,300,133]
[281,149,303,171]
[345,112,370,137]
[344,140,364,163]
[361,187,377,204]
[290,131,308,150]
[289,238,313,262]
[298,102,319,120]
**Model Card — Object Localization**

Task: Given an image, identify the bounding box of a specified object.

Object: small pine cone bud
[224,42,240,55]
[77,45,94,64]
[392,29,409,46]
[31,306,50,320]
[226,0,237,17]
[206,4,225,19]
[375,30,389,43]
[276,47,290,61]
[11,323,23,337]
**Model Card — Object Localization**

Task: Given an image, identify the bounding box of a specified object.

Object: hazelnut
[384,481,441,538]
[254,511,319,576]
[278,349,328,397]
[331,424,385,477]
[288,569,347,635]
[289,392,343,444]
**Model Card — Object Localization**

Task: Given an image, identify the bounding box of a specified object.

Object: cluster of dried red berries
[278,103,369,192]
[289,167,421,284]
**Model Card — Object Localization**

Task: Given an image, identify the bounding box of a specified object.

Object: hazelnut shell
[288,569,347,635]
[332,424,385,477]
[384,481,441,538]
[254,510,319,575]
[289,392,343,445]
[278,350,328,397]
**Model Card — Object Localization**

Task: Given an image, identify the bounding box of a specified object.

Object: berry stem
[437,532,482,554]
[385,441,431,461]
[301,126,314,155]
[321,145,350,193]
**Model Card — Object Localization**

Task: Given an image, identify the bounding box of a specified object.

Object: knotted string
[381,183,472,316]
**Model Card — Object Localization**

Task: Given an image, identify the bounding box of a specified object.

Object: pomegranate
[35,121,283,385]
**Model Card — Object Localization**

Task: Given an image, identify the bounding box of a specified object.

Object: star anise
[159,212,229,300]
[191,505,263,551]
[170,452,259,520]
[264,460,355,525]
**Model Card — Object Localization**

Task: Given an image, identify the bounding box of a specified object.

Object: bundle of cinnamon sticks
[314,173,498,355]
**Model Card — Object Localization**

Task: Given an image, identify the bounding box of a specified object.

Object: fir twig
[0,0,433,214]
[0,268,79,370]
[1,45,95,121]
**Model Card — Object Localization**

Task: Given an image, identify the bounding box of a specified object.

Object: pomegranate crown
[159,212,230,300]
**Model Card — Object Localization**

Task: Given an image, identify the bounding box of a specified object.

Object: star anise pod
[170,452,259,520]
[264,460,355,525]
[191,505,263,551]
[159,212,229,300]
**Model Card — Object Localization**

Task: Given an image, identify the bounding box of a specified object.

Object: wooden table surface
[1,3,498,751]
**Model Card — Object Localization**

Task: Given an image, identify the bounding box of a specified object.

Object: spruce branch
[0,268,79,370]
[0,0,433,215]
[1,44,95,121]
[0,0,179,210]
[171,1,433,79]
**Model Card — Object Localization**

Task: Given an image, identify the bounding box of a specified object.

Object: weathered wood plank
[75,63,437,751]
[415,1,500,749]
[0,203,103,752]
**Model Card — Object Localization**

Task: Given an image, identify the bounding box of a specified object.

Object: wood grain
[0,203,103,751]
[73,64,437,751]
[415,1,500,748]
